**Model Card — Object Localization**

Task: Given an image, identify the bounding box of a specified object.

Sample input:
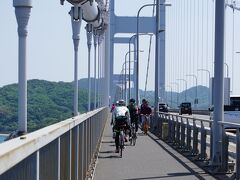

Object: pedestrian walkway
[93,115,215,180]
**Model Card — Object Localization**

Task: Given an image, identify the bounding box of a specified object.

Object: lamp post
[198,69,211,107]
[93,29,98,109]
[136,2,171,106]
[86,24,93,111]
[13,0,32,133]
[124,50,143,102]
[224,62,229,77]
[171,82,179,107]
[186,74,198,108]
[69,6,82,116]
[177,79,187,102]
[212,0,225,167]
[137,3,156,106]
[128,33,152,100]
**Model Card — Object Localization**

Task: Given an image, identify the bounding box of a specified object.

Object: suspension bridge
[1,0,240,179]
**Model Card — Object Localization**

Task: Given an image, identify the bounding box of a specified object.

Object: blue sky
[1,0,240,95]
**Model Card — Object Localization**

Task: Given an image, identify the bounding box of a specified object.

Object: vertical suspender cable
[206,0,209,83]
[189,0,192,78]
[212,0,215,74]
[197,0,200,86]
[201,0,204,85]
[232,9,235,93]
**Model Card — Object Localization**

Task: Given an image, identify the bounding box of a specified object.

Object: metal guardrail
[0,107,108,180]
[153,112,240,179]
[169,109,210,115]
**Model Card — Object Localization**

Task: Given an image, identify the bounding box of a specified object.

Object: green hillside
[0,79,209,133]
[0,79,91,133]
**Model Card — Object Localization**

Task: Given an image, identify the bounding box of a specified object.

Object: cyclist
[140,99,152,133]
[127,98,139,132]
[111,99,130,153]
[110,103,115,112]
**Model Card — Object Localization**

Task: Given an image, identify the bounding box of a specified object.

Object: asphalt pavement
[93,115,215,180]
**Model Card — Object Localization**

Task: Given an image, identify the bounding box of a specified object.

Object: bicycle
[130,123,137,146]
[119,127,125,157]
[142,114,150,135]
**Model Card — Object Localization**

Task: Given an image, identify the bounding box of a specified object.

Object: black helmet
[129,98,135,103]
[142,99,147,103]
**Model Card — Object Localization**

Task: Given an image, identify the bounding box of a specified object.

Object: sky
[1,0,240,94]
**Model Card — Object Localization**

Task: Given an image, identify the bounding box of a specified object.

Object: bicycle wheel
[132,126,137,145]
[119,131,124,157]
[132,134,136,145]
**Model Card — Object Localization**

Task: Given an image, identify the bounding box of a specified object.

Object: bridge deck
[93,115,215,180]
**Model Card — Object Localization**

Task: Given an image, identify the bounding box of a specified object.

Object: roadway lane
[93,114,215,180]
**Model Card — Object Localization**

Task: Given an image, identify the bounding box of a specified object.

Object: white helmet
[117,99,126,106]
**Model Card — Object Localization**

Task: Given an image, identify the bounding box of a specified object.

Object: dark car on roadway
[159,103,169,113]
[179,102,192,115]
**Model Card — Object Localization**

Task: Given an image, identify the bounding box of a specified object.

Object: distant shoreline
[0,134,8,137]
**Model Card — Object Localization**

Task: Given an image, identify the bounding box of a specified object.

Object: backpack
[128,104,137,120]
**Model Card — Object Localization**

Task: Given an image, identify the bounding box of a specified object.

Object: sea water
[0,135,7,143]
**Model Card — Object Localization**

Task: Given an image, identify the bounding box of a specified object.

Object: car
[179,102,192,115]
[159,103,169,113]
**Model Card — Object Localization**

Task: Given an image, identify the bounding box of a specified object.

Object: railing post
[180,117,186,148]
[186,118,192,151]
[176,117,180,145]
[210,122,213,160]
[79,123,84,180]
[236,128,240,180]
[221,124,229,172]
[167,115,172,141]
[199,121,207,160]
[58,137,61,180]
[158,114,163,138]
[36,151,39,180]
[172,115,176,143]
[71,126,79,180]
[192,119,199,155]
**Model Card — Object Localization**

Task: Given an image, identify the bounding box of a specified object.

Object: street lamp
[124,50,143,102]
[176,79,187,102]
[198,69,211,107]
[224,62,229,77]
[128,33,152,99]
[13,0,32,133]
[186,74,198,108]
[86,24,93,111]
[171,82,180,107]
[136,2,171,106]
